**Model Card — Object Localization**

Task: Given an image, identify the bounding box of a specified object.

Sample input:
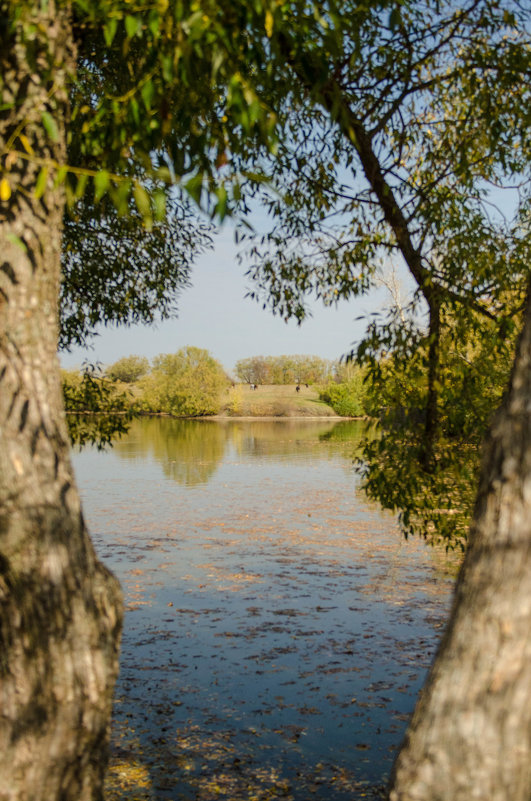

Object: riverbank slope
[219,383,339,417]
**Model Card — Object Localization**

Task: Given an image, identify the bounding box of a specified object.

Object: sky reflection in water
[73,418,460,801]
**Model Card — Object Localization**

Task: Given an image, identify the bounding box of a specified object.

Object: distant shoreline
[199,414,362,421]
[67,410,364,421]
[66,383,367,421]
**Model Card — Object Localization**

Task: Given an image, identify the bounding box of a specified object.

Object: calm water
[72,418,459,801]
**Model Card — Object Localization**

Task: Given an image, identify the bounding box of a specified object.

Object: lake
[72,417,460,801]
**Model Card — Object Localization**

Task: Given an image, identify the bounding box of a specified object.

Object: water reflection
[72,418,459,801]
[227,419,366,461]
[115,418,229,486]
[114,417,367,486]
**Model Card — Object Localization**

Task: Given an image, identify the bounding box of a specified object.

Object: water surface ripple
[73,418,460,801]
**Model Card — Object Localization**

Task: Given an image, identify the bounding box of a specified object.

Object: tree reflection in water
[115,418,229,486]
[114,417,367,487]
[73,419,460,801]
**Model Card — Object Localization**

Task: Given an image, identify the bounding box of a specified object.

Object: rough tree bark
[0,4,123,800]
[389,285,531,800]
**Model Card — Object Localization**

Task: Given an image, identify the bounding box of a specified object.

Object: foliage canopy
[106,355,150,383]
[138,346,228,416]
[60,194,214,350]
[4,0,530,544]
[230,0,531,543]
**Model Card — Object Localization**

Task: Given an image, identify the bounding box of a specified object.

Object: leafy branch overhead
[231,0,530,543]
[1,0,281,222]
[59,0,530,544]
[60,192,214,350]
[2,0,529,547]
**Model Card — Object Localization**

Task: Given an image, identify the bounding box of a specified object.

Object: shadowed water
[72,418,460,800]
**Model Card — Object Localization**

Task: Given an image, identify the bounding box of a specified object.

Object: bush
[319,370,367,417]
[138,346,228,416]
[107,355,149,383]
[61,365,133,448]
[225,384,244,415]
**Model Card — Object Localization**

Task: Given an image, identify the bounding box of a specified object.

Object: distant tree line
[235,354,338,386]
[62,347,230,434]
[62,350,371,435]
[64,343,510,539]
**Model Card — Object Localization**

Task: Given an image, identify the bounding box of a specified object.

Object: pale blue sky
[60,223,393,376]
[59,164,520,378]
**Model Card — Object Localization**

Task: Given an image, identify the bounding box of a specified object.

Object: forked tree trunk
[0,5,122,800]
[389,286,531,800]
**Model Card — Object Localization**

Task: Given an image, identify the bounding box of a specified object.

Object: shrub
[107,355,149,383]
[319,370,368,417]
[138,346,228,416]
[226,384,244,415]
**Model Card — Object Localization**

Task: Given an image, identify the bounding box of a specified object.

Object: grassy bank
[62,370,355,431]
[220,383,340,417]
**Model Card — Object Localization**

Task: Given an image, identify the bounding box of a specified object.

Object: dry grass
[221,383,337,417]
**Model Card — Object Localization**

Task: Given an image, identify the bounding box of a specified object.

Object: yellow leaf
[0,177,11,201]
[19,134,34,155]
[265,10,273,38]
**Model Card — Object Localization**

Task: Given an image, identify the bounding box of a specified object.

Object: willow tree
[240,0,530,544]
[232,2,531,797]
[0,2,274,798]
[1,1,531,800]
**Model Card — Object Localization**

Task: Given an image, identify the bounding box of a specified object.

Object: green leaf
[54,165,68,187]
[94,170,110,202]
[154,165,172,184]
[148,10,161,38]
[130,97,140,126]
[64,178,75,208]
[141,80,154,110]
[110,179,132,216]
[133,182,151,219]
[6,232,27,252]
[161,55,173,82]
[152,188,166,221]
[41,111,59,142]
[75,173,88,199]
[214,184,228,220]
[389,7,401,30]
[184,172,204,205]
[104,18,118,46]
[125,14,141,38]
[34,166,48,199]
[72,0,90,13]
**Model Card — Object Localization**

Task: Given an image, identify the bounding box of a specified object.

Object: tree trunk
[0,5,123,800]
[389,285,531,800]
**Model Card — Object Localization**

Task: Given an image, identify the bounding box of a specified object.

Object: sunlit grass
[222,383,338,417]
